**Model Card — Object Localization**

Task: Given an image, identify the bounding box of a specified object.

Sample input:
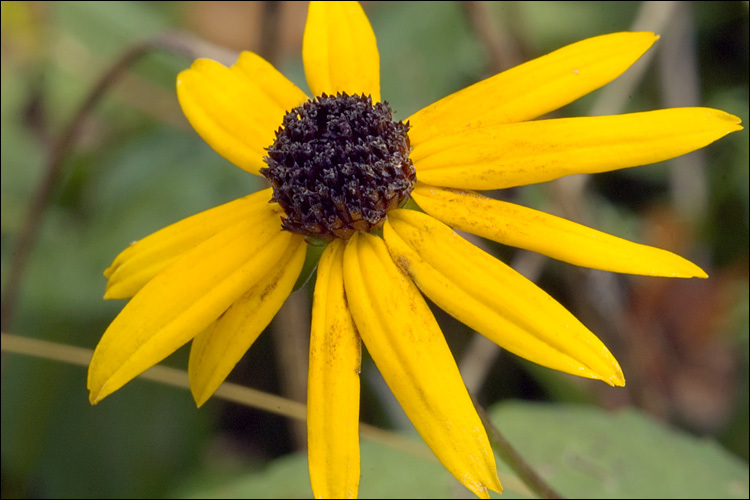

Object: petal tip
[191,388,210,408]
[592,358,625,387]
[175,69,187,87]
[88,380,108,405]
[475,487,490,499]
[87,362,119,403]
[694,268,709,279]
[102,285,128,300]
[677,260,708,279]
[609,373,626,387]
[488,477,503,495]
[707,109,743,132]
[623,31,659,49]
[472,478,502,499]
[190,373,215,408]
[726,117,743,132]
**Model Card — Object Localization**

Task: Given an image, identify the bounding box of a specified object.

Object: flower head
[88,1,742,498]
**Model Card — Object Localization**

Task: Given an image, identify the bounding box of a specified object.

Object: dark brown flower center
[261,93,415,240]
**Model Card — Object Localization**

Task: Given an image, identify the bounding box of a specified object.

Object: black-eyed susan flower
[88,1,742,498]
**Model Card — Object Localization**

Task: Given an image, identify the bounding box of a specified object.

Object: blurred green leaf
[174,402,748,498]
[173,436,475,499]
[489,402,750,498]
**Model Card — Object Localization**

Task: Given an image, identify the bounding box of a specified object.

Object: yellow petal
[105,189,274,299]
[188,233,306,406]
[177,52,308,175]
[88,205,288,404]
[408,32,658,146]
[308,240,361,499]
[343,232,501,498]
[303,1,380,102]
[412,184,707,278]
[384,209,625,386]
[414,108,743,189]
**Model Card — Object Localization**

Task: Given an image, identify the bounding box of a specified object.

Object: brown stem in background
[549,1,682,410]
[462,0,685,415]
[252,1,315,451]
[458,242,549,394]
[456,0,535,396]
[461,0,526,73]
[658,2,706,220]
[271,291,312,450]
[0,32,236,333]
[259,0,283,67]
[458,3,566,497]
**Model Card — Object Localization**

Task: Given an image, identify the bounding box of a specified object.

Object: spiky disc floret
[261,93,415,240]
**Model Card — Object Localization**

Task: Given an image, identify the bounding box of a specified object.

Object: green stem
[475,399,563,499]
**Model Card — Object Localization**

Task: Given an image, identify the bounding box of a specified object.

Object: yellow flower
[88,1,742,498]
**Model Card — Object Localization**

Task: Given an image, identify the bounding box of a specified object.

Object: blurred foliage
[1,1,748,498]
[173,401,749,499]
